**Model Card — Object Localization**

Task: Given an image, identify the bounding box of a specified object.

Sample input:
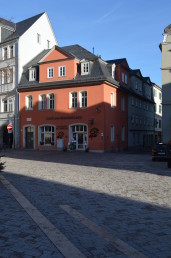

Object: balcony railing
[0,83,14,93]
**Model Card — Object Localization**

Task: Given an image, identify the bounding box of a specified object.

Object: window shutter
[69,93,71,108]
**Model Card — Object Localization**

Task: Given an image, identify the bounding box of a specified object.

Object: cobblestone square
[0,150,171,257]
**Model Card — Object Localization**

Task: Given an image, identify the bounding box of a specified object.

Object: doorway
[25,126,34,149]
[70,124,88,150]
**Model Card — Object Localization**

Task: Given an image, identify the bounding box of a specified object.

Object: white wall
[18,12,57,83]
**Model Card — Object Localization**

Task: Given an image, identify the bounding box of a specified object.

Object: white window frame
[39,125,55,146]
[3,47,8,60]
[39,94,46,110]
[9,45,14,58]
[111,92,115,108]
[69,92,77,108]
[3,99,7,112]
[47,93,55,110]
[47,67,54,78]
[81,62,89,75]
[25,95,33,111]
[79,91,87,108]
[29,68,36,81]
[159,92,162,100]
[112,64,115,79]
[159,104,162,114]
[58,66,66,77]
[8,98,14,112]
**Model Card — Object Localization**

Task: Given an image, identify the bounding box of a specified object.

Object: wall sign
[46,116,82,120]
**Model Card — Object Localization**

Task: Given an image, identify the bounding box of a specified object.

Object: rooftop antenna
[93,47,94,54]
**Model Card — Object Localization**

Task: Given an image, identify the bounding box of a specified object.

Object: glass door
[77,133,84,150]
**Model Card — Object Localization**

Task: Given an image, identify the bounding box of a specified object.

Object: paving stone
[0,150,171,257]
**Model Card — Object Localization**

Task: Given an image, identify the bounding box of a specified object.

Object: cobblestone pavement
[0,150,171,258]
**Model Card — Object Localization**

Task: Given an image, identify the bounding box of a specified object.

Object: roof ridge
[16,12,45,25]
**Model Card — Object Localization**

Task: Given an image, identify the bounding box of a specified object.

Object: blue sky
[1,0,171,87]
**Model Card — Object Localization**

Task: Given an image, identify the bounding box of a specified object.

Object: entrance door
[25,127,34,149]
[70,124,88,151]
[77,133,84,150]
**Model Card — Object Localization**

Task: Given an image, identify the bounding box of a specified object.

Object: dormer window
[29,68,36,81]
[112,64,115,79]
[81,62,89,75]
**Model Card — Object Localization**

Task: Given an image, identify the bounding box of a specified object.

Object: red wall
[20,83,128,151]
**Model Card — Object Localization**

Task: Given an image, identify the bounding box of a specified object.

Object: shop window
[40,126,54,145]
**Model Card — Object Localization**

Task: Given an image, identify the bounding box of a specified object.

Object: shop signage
[46,116,82,120]
[56,126,68,130]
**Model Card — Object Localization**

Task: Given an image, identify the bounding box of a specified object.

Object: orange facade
[19,46,128,152]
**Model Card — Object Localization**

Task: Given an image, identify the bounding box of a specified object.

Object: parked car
[152,143,167,161]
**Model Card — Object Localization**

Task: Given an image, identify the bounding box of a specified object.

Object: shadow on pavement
[0,170,171,257]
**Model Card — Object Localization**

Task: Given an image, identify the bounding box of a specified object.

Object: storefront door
[77,133,84,150]
[70,124,88,151]
[25,126,34,149]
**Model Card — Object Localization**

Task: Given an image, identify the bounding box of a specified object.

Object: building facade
[152,83,162,143]
[18,45,128,152]
[0,13,57,148]
[128,71,154,148]
[160,24,171,143]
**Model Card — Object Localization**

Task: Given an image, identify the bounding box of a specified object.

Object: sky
[1,0,171,87]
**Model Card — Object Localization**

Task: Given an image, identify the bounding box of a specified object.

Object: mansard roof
[106,58,127,65]
[143,76,152,85]
[0,12,45,44]
[18,44,120,90]
[129,69,143,78]
[62,44,97,61]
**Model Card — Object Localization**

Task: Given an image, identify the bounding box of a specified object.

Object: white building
[152,83,162,143]
[0,12,57,148]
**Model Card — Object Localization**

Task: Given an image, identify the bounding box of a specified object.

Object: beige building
[152,83,162,143]
[160,24,171,143]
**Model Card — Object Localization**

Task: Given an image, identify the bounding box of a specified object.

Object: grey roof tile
[20,49,50,84]
[0,18,15,29]
[1,13,44,44]
[62,44,97,60]
[106,58,126,65]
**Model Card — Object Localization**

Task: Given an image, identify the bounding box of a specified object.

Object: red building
[18,45,128,152]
